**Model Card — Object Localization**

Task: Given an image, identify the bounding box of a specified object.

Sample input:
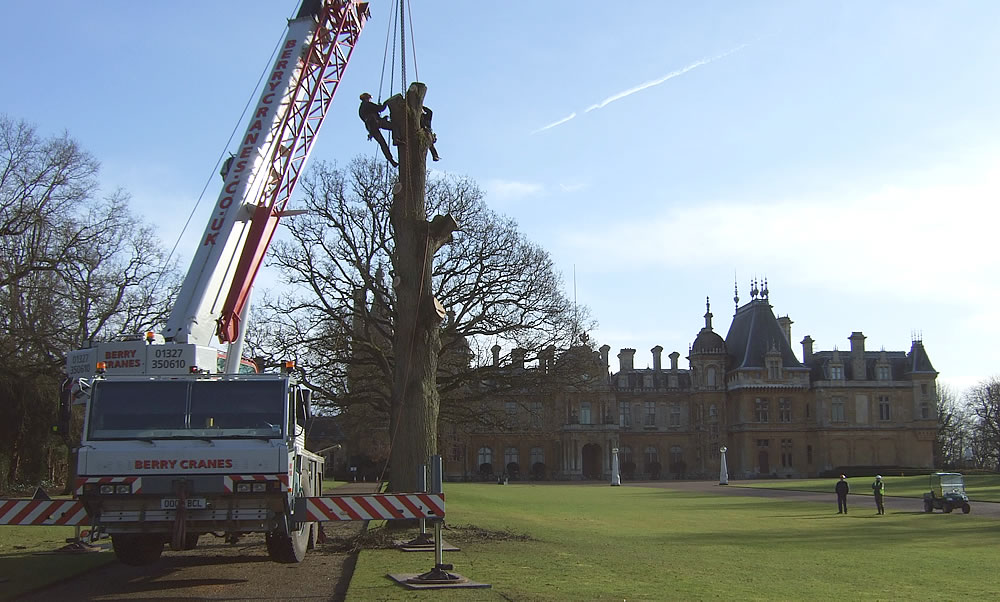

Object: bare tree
[935,384,972,468]
[251,151,592,489]
[0,117,179,490]
[965,376,1000,471]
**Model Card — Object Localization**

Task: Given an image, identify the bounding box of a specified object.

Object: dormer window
[830,364,844,380]
[877,365,890,381]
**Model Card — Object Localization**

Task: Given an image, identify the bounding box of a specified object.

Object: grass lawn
[734,474,1000,502]
[345,482,1000,601]
[0,525,112,601]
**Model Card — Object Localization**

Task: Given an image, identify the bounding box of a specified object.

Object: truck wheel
[962,503,971,514]
[265,526,308,563]
[112,534,165,566]
[942,501,953,513]
[923,500,933,513]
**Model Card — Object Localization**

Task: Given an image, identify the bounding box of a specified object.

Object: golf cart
[923,472,971,514]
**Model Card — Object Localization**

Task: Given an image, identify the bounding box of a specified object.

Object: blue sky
[3,1,998,393]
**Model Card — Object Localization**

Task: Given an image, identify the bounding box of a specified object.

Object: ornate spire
[762,277,769,299]
[733,277,739,310]
[750,278,759,299]
[704,296,713,330]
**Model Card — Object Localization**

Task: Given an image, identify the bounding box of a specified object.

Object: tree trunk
[385,83,449,493]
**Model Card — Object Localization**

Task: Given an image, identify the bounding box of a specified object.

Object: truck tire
[942,501,953,513]
[923,500,933,513]
[112,534,165,566]
[266,479,314,563]
[265,525,309,563]
[962,503,971,514]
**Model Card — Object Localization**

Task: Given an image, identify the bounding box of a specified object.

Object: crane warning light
[96,361,107,373]
[145,331,155,343]
[283,360,296,373]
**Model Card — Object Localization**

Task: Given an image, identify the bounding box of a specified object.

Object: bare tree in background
[934,384,972,469]
[965,376,1000,471]
[251,153,593,489]
[0,116,179,490]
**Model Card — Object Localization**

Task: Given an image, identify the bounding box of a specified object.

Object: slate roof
[724,297,803,369]
[806,341,937,380]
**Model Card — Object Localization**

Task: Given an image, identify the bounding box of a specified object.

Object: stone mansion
[442,285,938,481]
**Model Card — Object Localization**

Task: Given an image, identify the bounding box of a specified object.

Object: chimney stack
[801,336,813,364]
[600,344,610,372]
[669,351,680,372]
[618,348,635,372]
[849,332,866,380]
[512,347,526,371]
[651,345,663,371]
[777,316,793,344]
[491,344,501,367]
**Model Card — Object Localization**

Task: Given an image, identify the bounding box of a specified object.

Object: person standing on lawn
[835,475,850,514]
[872,475,885,514]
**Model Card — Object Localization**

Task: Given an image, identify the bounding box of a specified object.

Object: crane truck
[53,0,368,565]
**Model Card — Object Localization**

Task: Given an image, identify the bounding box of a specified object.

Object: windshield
[88,379,286,440]
[939,475,964,490]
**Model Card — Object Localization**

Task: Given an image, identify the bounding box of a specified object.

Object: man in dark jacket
[358,92,397,167]
[835,474,849,514]
[421,106,440,161]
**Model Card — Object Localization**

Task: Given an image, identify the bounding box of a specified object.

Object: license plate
[160,497,207,510]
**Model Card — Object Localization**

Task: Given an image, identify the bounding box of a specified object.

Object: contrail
[586,43,748,113]
[531,112,577,135]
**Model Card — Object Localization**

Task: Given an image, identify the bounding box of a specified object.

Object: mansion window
[643,375,653,388]
[622,446,634,465]
[670,446,683,467]
[669,404,681,427]
[580,402,592,425]
[757,439,770,449]
[878,395,891,421]
[617,375,629,388]
[877,365,891,381]
[530,447,544,467]
[644,401,656,426]
[921,402,930,419]
[755,398,769,423]
[505,401,517,428]
[779,398,791,423]
[451,443,463,462]
[504,446,519,467]
[830,365,844,380]
[529,401,543,428]
[708,404,718,420]
[706,367,717,387]
[832,397,846,422]
[477,446,493,468]
[644,446,658,466]
[780,439,792,467]
[767,361,781,380]
[619,402,631,427]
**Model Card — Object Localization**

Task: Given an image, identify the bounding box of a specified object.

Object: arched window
[477,446,493,466]
[580,401,592,425]
[706,366,717,386]
[530,447,544,465]
[504,446,519,465]
[670,446,683,466]
[644,445,658,465]
[709,404,718,420]
[619,446,632,464]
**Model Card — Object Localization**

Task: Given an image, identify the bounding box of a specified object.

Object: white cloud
[531,43,750,132]
[486,179,544,201]
[531,112,576,134]
[560,161,1000,306]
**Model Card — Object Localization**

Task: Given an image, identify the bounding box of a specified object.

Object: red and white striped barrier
[223,474,289,493]
[75,476,142,496]
[0,500,90,526]
[303,493,445,522]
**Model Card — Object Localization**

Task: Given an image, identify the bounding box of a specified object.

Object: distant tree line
[935,377,1000,471]
[0,116,179,492]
